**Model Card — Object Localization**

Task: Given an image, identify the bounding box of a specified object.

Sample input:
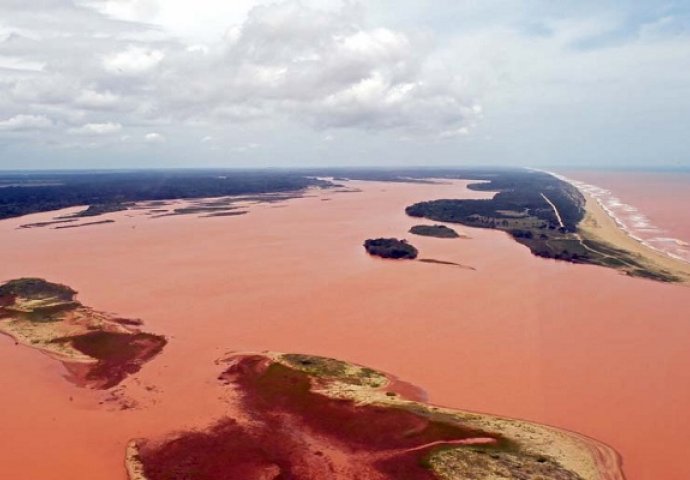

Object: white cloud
[78,0,160,23]
[0,55,45,72]
[103,46,164,75]
[0,114,53,130]
[148,2,478,136]
[0,1,479,151]
[1,1,690,168]
[76,90,119,109]
[69,122,122,135]
[145,132,165,142]
[232,142,261,152]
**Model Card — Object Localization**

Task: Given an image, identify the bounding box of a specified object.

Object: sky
[0,0,689,169]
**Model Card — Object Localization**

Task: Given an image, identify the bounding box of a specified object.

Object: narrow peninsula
[0,278,166,389]
[405,169,689,283]
[126,352,623,480]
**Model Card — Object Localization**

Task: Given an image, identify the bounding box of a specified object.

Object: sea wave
[547,171,690,264]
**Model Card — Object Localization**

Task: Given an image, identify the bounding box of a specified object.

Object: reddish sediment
[0,278,166,389]
[130,353,612,480]
[59,331,167,389]
[0,179,688,479]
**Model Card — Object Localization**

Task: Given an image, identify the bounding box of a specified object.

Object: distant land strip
[405,169,690,283]
[0,170,334,220]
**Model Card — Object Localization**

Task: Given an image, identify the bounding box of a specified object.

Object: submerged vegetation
[364,238,418,259]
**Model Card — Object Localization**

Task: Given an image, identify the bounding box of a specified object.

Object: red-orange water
[1,179,689,479]
[137,354,503,480]
[561,170,690,262]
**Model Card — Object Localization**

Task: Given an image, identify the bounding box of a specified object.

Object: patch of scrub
[0,278,166,389]
[127,353,622,480]
[364,238,418,259]
[409,224,462,239]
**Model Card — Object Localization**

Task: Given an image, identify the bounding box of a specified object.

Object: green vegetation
[203,211,248,217]
[409,224,460,238]
[404,170,584,261]
[281,353,387,387]
[0,170,333,220]
[364,238,418,259]
[405,169,681,282]
[406,170,584,233]
[0,278,76,302]
[282,353,351,377]
[169,206,238,215]
[19,219,78,229]
[0,277,167,388]
[71,203,128,217]
[55,220,115,229]
[427,446,583,480]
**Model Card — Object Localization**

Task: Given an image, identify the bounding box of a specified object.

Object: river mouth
[0,178,689,479]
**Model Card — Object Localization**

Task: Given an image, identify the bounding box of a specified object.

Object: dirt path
[541,193,565,228]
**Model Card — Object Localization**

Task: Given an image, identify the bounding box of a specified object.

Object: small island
[409,224,460,238]
[71,203,128,218]
[364,238,418,259]
[0,278,166,389]
[126,352,621,480]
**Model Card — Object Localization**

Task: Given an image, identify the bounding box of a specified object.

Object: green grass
[0,278,76,301]
[409,224,460,239]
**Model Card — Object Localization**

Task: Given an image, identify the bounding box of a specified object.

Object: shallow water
[560,170,690,263]
[1,179,689,479]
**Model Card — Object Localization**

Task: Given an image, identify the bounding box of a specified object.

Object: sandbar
[127,353,622,480]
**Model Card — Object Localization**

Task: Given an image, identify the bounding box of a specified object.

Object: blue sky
[0,0,689,169]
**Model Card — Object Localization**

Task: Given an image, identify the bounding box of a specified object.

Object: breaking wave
[548,171,690,264]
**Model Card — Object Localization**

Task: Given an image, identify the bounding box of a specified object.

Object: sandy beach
[563,171,690,264]
[579,193,690,283]
[1,179,689,479]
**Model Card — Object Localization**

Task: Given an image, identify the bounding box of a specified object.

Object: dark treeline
[404,170,585,232]
[363,238,418,259]
[0,170,332,220]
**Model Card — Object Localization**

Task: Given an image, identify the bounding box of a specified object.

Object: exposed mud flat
[0,278,166,389]
[128,352,621,480]
[1,179,689,479]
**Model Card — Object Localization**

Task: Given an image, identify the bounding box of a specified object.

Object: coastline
[546,170,690,284]
[577,191,690,284]
[565,174,690,264]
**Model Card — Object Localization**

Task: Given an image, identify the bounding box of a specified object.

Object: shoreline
[578,192,690,283]
[546,170,690,283]
[2,178,689,479]
[550,171,690,264]
[126,352,624,480]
